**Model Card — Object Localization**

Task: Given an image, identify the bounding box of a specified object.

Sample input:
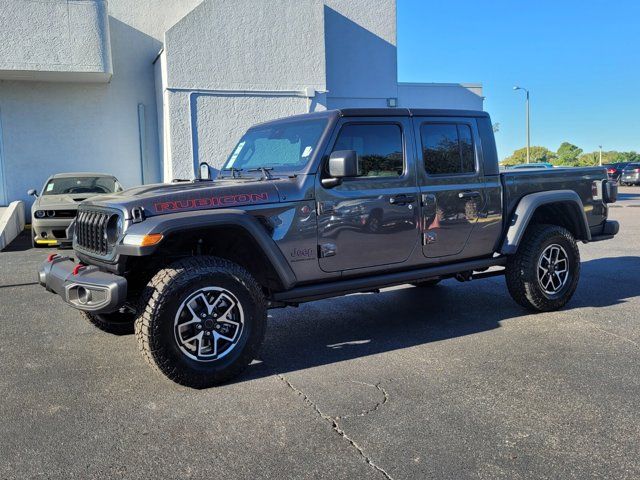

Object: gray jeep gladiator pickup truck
[38,108,619,387]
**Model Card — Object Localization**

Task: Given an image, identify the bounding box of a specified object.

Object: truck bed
[500,166,609,231]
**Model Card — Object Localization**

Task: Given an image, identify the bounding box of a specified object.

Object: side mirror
[27,189,38,197]
[329,150,359,178]
[199,162,212,181]
[322,150,359,188]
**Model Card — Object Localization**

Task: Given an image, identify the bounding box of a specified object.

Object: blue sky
[397,0,640,159]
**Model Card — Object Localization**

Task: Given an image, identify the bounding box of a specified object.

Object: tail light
[635,168,640,173]
[607,168,615,174]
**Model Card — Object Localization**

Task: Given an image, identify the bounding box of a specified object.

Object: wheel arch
[122,209,297,292]
[501,190,590,255]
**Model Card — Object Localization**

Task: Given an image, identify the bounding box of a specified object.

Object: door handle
[458,191,480,199]
[389,194,416,206]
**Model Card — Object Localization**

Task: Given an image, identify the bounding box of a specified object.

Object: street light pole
[514,86,531,163]
[599,145,603,166]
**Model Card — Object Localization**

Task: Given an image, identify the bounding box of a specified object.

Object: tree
[556,142,583,166]
[501,146,557,166]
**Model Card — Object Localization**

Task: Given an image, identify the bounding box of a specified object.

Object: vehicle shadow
[617,191,640,201]
[3,230,34,252]
[239,256,640,383]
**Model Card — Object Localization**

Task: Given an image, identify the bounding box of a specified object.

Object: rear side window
[332,124,404,177]
[421,123,476,175]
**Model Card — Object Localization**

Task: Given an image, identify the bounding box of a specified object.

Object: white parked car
[28,173,123,248]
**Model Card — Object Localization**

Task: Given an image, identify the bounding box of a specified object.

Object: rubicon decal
[155,192,270,213]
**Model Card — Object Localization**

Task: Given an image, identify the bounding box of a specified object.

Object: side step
[273,256,507,304]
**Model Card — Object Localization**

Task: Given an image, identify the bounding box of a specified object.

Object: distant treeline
[501,142,640,167]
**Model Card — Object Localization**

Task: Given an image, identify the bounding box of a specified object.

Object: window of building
[333,124,404,177]
[421,123,476,175]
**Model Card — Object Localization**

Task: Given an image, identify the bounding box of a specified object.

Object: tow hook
[455,271,473,282]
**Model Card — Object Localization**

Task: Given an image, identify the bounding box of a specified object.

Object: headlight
[105,215,123,244]
[34,210,46,219]
[46,210,55,218]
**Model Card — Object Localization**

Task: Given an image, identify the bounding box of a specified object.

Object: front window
[43,177,121,195]
[332,124,404,178]
[222,118,328,174]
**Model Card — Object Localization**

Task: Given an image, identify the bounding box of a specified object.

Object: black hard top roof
[337,108,489,118]
[252,108,489,129]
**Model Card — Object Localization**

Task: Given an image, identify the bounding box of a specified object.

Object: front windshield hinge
[219,167,243,179]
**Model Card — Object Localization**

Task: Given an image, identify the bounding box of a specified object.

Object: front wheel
[505,224,580,312]
[135,257,266,388]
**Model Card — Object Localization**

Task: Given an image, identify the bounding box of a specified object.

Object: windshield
[221,118,328,175]
[43,176,121,195]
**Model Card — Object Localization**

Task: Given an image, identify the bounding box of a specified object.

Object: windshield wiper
[219,167,243,179]
[247,167,274,180]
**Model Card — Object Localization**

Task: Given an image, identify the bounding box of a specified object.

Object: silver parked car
[28,173,123,248]
[620,163,640,186]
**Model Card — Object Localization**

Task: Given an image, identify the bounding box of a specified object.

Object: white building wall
[0,0,201,207]
[397,82,484,110]
[0,0,112,83]
[324,0,398,109]
[0,0,484,207]
[162,0,327,178]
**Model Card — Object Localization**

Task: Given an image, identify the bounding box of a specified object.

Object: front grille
[75,209,117,256]
[53,210,77,219]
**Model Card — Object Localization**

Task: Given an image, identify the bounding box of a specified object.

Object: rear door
[414,117,486,259]
[316,117,420,272]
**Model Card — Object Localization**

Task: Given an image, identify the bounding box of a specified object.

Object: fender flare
[118,209,297,290]
[500,190,591,255]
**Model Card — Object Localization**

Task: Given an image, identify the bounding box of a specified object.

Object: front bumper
[32,218,74,245]
[37,255,127,313]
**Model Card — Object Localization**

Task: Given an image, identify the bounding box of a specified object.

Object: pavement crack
[277,374,394,480]
[335,381,389,420]
[588,323,639,348]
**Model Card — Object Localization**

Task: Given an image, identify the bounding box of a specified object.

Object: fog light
[77,287,92,305]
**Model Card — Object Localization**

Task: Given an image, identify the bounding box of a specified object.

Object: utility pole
[599,145,603,166]
[514,86,531,163]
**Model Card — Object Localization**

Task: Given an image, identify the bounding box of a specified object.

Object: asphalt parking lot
[1,189,639,479]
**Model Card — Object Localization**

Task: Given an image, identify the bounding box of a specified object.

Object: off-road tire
[135,256,266,388]
[81,311,137,335]
[506,224,580,312]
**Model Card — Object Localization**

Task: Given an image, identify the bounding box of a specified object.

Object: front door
[414,118,486,259]
[316,118,420,272]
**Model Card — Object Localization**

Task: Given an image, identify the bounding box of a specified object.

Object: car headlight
[105,215,123,244]
[34,210,46,219]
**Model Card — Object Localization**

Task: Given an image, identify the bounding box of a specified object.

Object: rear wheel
[135,257,266,388]
[506,224,580,312]
[81,311,136,335]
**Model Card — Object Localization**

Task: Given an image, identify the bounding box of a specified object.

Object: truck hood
[80,178,282,218]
